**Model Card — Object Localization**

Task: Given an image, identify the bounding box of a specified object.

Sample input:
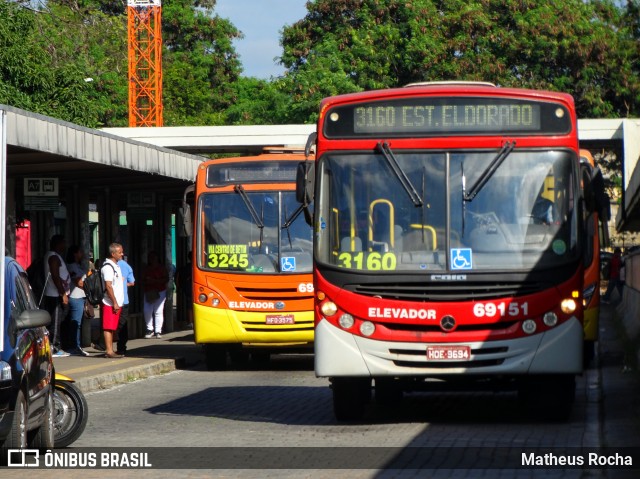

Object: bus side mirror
[179,203,192,237]
[582,165,610,221]
[180,184,195,237]
[296,161,315,205]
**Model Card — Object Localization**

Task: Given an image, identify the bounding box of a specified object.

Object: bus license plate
[266,314,295,325]
[426,346,471,361]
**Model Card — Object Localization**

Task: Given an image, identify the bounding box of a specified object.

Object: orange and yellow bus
[580,149,609,364]
[188,148,314,369]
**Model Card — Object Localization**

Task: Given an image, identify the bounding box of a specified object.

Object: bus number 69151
[473,302,529,318]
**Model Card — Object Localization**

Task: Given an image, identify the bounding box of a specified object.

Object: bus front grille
[345,281,547,301]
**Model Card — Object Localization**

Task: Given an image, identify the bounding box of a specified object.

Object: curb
[73,357,185,394]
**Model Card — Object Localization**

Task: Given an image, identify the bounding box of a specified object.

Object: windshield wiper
[377,142,423,207]
[234,184,265,250]
[463,141,516,201]
[282,203,305,249]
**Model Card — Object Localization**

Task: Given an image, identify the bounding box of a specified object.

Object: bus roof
[319,83,575,110]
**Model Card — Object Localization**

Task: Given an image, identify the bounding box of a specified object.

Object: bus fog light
[543,312,558,327]
[338,314,354,329]
[212,298,220,307]
[560,299,577,314]
[198,293,207,303]
[360,321,375,336]
[321,301,338,317]
[522,319,537,335]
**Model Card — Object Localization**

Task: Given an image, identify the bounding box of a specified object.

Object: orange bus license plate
[266,314,295,325]
[426,346,471,361]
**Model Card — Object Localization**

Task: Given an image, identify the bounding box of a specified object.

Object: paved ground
[54,326,202,392]
[40,301,640,478]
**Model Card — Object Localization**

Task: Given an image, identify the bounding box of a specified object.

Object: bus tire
[518,375,575,421]
[251,352,271,367]
[332,377,371,421]
[375,378,403,406]
[229,346,250,367]
[204,344,227,371]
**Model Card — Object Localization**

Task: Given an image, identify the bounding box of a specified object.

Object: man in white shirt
[101,243,125,358]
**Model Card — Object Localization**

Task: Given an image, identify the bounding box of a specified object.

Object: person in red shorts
[101,243,125,358]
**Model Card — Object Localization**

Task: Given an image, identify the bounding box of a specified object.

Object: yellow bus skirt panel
[583,306,600,342]
[193,303,314,345]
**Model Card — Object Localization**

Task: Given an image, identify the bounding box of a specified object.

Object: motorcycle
[53,373,88,447]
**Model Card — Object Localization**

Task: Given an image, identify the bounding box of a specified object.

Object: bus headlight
[543,312,558,327]
[560,299,577,314]
[198,293,208,303]
[583,283,596,307]
[321,301,338,317]
[338,314,354,329]
[360,321,375,336]
[522,319,537,335]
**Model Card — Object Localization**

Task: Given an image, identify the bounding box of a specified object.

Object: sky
[215,0,309,79]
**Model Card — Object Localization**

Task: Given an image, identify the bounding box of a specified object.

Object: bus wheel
[204,344,227,371]
[229,346,250,367]
[332,377,371,421]
[375,378,403,406]
[251,352,271,367]
[518,375,575,421]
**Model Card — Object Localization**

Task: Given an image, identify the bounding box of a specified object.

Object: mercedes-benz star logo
[440,315,456,332]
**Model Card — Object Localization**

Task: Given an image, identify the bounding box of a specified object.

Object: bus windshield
[316,149,578,272]
[198,190,313,274]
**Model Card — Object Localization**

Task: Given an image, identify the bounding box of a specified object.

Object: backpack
[26,256,49,307]
[83,263,114,306]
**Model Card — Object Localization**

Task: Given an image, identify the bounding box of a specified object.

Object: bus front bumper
[314,316,583,377]
[193,304,314,346]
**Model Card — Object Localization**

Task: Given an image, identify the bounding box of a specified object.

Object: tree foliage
[0,0,242,127]
[281,0,640,122]
[1,0,639,129]
[0,1,104,126]
[162,0,242,125]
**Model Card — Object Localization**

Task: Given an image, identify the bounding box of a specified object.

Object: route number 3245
[473,302,529,318]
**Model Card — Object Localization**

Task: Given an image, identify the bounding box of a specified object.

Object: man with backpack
[43,234,71,357]
[101,243,125,359]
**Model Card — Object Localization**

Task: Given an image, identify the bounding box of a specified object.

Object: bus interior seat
[341,236,363,252]
[468,225,508,252]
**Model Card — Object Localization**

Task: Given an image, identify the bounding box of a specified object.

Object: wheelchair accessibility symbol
[450,248,473,270]
[281,256,297,272]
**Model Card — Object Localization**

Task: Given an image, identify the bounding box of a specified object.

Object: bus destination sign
[207,160,299,187]
[323,97,571,138]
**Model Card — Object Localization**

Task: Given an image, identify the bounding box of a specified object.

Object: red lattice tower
[127,0,163,127]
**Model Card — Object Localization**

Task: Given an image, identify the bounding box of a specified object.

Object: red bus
[297,82,607,420]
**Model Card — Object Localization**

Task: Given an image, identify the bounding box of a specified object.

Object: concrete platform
[53,328,202,393]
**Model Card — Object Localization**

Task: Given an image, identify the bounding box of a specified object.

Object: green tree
[162,0,242,125]
[0,1,103,126]
[281,0,640,122]
[34,1,129,127]
[224,77,294,125]
[1,0,243,127]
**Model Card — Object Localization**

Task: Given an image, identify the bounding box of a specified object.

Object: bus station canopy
[3,104,202,194]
